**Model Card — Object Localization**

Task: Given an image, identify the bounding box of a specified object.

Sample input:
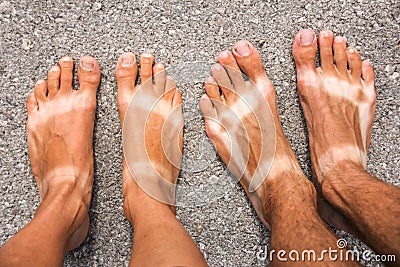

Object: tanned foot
[200,41,316,228]
[292,29,376,231]
[116,52,183,221]
[26,56,100,251]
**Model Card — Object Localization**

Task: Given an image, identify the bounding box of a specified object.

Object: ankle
[262,170,317,224]
[321,160,369,212]
[123,191,175,225]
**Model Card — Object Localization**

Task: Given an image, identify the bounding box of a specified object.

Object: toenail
[220,51,230,59]
[142,53,153,58]
[62,56,72,62]
[36,79,45,84]
[81,60,95,71]
[363,60,371,66]
[235,43,251,56]
[122,54,135,67]
[51,66,60,72]
[300,32,315,45]
[205,77,215,83]
[335,36,346,43]
[213,64,222,71]
[348,48,355,54]
[155,62,164,69]
[321,31,332,38]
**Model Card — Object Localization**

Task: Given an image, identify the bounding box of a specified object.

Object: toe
[78,56,100,94]
[26,92,38,113]
[361,60,376,97]
[200,94,217,119]
[47,65,60,98]
[116,52,138,97]
[172,88,183,107]
[292,29,317,70]
[333,36,348,75]
[211,63,234,103]
[318,30,335,73]
[164,76,177,102]
[218,50,245,91]
[34,79,48,103]
[59,56,74,94]
[153,62,167,95]
[205,76,223,102]
[347,47,362,79]
[232,40,267,82]
[140,53,154,84]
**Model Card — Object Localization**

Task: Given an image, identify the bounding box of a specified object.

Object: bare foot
[292,29,376,230]
[200,41,314,229]
[26,56,100,251]
[116,52,183,220]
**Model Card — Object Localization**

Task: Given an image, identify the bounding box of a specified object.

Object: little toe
[218,50,245,91]
[361,60,376,97]
[292,29,318,70]
[318,30,335,73]
[211,63,234,103]
[140,53,154,84]
[78,56,100,94]
[205,76,223,102]
[200,94,217,120]
[333,36,348,75]
[164,76,177,102]
[172,88,183,107]
[116,52,138,98]
[47,65,60,98]
[153,62,167,95]
[232,40,268,82]
[59,56,74,94]
[26,92,38,113]
[34,79,48,104]
[347,47,362,79]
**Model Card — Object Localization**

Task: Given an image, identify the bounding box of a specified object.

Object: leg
[293,29,400,261]
[200,41,358,265]
[0,56,100,266]
[116,52,208,266]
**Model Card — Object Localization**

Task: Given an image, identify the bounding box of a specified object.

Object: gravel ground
[0,0,399,266]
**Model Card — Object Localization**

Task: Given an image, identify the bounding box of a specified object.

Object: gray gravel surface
[1,0,399,266]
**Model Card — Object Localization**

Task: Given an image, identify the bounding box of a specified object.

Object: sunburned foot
[116,52,183,221]
[26,56,100,251]
[200,41,313,228]
[292,29,376,230]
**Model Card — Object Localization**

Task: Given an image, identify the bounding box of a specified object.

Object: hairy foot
[116,52,183,221]
[200,41,314,228]
[26,56,100,251]
[292,29,376,230]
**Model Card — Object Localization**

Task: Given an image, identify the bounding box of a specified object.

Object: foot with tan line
[293,29,400,262]
[116,52,208,266]
[0,56,100,266]
[200,41,358,265]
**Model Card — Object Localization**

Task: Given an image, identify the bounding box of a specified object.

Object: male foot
[26,56,100,251]
[292,29,376,231]
[200,41,316,229]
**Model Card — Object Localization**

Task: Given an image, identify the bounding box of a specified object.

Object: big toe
[232,40,267,82]
[292,29,317,70]
[77,56,100,94]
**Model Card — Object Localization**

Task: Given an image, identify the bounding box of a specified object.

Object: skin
[0,56,100,266]
[292,29,400,264]
[115,52,208,267]
[200,40,357,266]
